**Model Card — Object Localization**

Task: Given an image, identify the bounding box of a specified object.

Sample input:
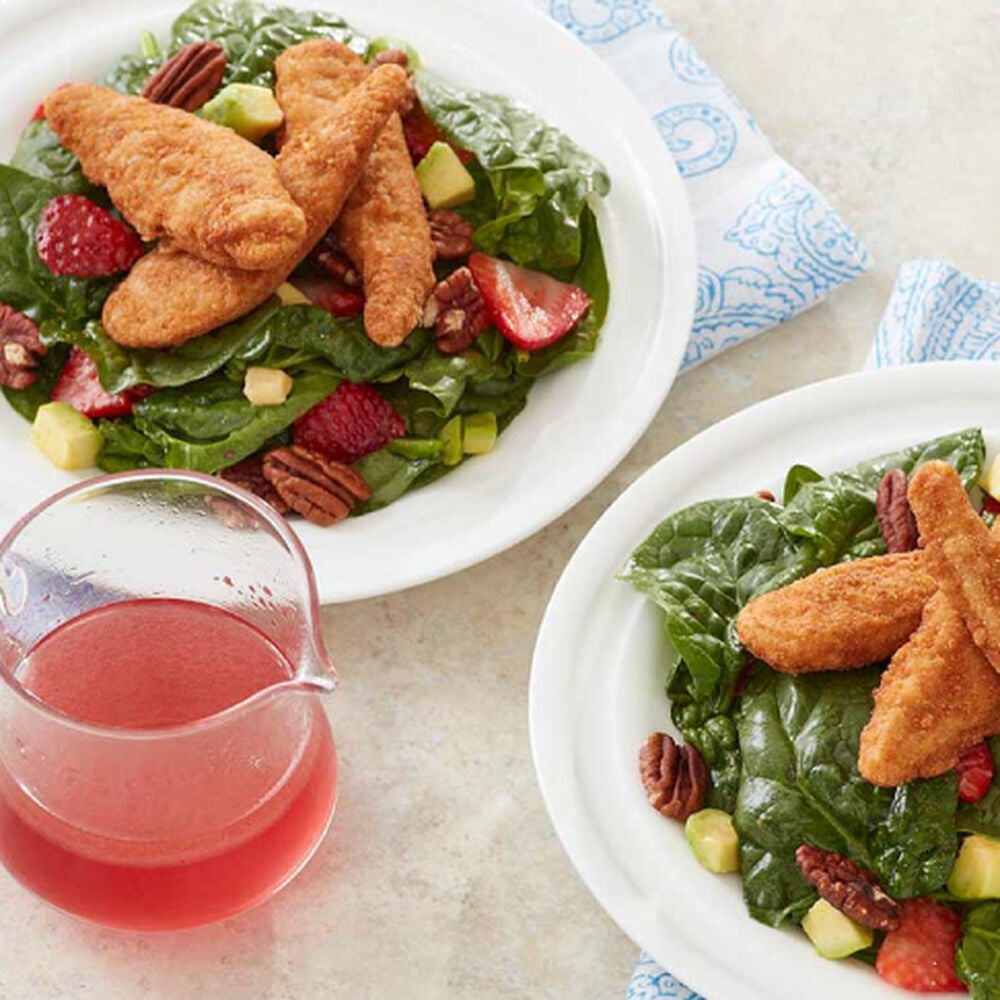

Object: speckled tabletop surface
[2,1,999,998]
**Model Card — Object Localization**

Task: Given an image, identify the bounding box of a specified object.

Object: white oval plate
[0,0,696,603]
[530,361,996,1000]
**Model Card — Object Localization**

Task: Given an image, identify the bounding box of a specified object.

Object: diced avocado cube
[462,412,497,455]
[200,84,283,142]
[415,141,475,210]
[367,35,421,69]
[276,282,311,306]
[801,899,874,960]
[948,834,1000,899]
[31,402,101,470]
[981,455,1000,501]
[684,808,739,874]
[243,367,293,406]
[439,415,463,466]
[388,438,443,460]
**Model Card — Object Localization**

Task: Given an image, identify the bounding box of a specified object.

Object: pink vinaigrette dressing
[0,599,337,930]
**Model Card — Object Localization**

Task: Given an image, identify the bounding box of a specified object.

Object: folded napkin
[533,0,871,370]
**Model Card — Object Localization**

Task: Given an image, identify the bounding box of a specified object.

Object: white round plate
[530,361,996,1000]
[0,0,696,603]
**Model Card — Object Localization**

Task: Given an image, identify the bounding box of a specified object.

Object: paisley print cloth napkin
[533,0,871,371]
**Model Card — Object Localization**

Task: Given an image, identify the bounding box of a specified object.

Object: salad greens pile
[2,0,610,512]
[623,428,1000,994]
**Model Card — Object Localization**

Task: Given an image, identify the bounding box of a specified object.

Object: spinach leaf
[782,463,822,505]
[171,0,365,86]
[623,497,813,710]
[735,668,958,927]
[958,735,1000,837]
[353,447,441,512]
[96,419,167,472]
[0,165,114,326]
[514,207,609,377]
[781,429,985,564]
[11,121,95,196]
[42,303,425,393]
[1,343,69,422]
[958,902,1000,999]
[415,71,610,270]
[402,349,515,418]
[101,52,162,95]
[132,371,337,472]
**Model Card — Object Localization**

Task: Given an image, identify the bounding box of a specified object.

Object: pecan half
[423,267,490,354]
[0,304,45,390]
[218,455,290,516]
[877,468,918,553]
[428,209,474,260]
[310,232,361,287]
[371,48,410,69]
[755,489,776,502]
[796,844,900,931]
[639,733,708,822]
[263,445,371,527]
[142,41,227,112]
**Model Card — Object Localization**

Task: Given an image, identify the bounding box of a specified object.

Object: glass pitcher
[0,470,338,931]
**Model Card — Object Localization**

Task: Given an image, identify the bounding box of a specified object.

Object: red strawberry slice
[51,347,150,419]
[981,494,1000,517]
[876,898,965,993]
[468,252,591,351]
[957,741,994,803]
[402,103,474,165]
[30,103,45,122]
[293,382,405,464]
[290,274,365,318]
[37,194,144,277]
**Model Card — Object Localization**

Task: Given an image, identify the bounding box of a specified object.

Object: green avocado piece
[439,415,463,466]
[948,835,1000,899]
[415,141,476,210]
[31,402,101,470]
[388,437,443,460]
[200,84,283,142]
[801,899,874,960]
[462,412,497,455]
[684,808,739,874]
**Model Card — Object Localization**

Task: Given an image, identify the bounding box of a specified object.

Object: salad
[624,429,1000,996]
[0,0,609,525]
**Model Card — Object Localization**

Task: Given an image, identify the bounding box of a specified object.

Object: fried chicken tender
[908,460,1000,674]
[858,591,1000,786]
[102,51,409,348]
[277,44,435,347]
[45,83,306,271]
[735,551,937,673]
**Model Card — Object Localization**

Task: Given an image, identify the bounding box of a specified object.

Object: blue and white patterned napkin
[867,260,1000,368]
[533,0,871,370]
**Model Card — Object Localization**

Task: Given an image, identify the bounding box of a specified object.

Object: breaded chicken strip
[278,44,435,347]
[908,461,1000,673]
[102,52,409,348]
[859,591,1000,786]
[736,551,937,673]
[45,83,305,271]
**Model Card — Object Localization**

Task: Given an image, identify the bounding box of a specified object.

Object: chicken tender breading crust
[735,551,937,673]
[102,51,409,348]
[908,460,1000,674]
[278,44,435,347]
[859,591,1000,786]
[45,83,306,271]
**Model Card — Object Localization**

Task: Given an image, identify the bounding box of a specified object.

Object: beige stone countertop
[2,1,999,998]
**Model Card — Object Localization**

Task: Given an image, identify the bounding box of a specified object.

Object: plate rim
[529,359,995,999]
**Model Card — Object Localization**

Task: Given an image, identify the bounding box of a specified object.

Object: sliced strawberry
[293,382,405,464]
[36,194,144,278]
[468,252,590,351]
[290,274,365,318]
[876,898,965,993]
[50,347,150,419]
[981,494,1000,517]
[957,741,994,804]
[30,103,45,122]
[402,103,474,165]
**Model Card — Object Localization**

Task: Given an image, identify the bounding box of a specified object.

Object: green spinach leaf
[958,902,1000,999]
[735,668,958,927]
[11,121,95,195]
[782,463,822,505]
[353,447,441,512]
[96,418,167,472]
[415,71,610,270]
[171,0,365,86]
